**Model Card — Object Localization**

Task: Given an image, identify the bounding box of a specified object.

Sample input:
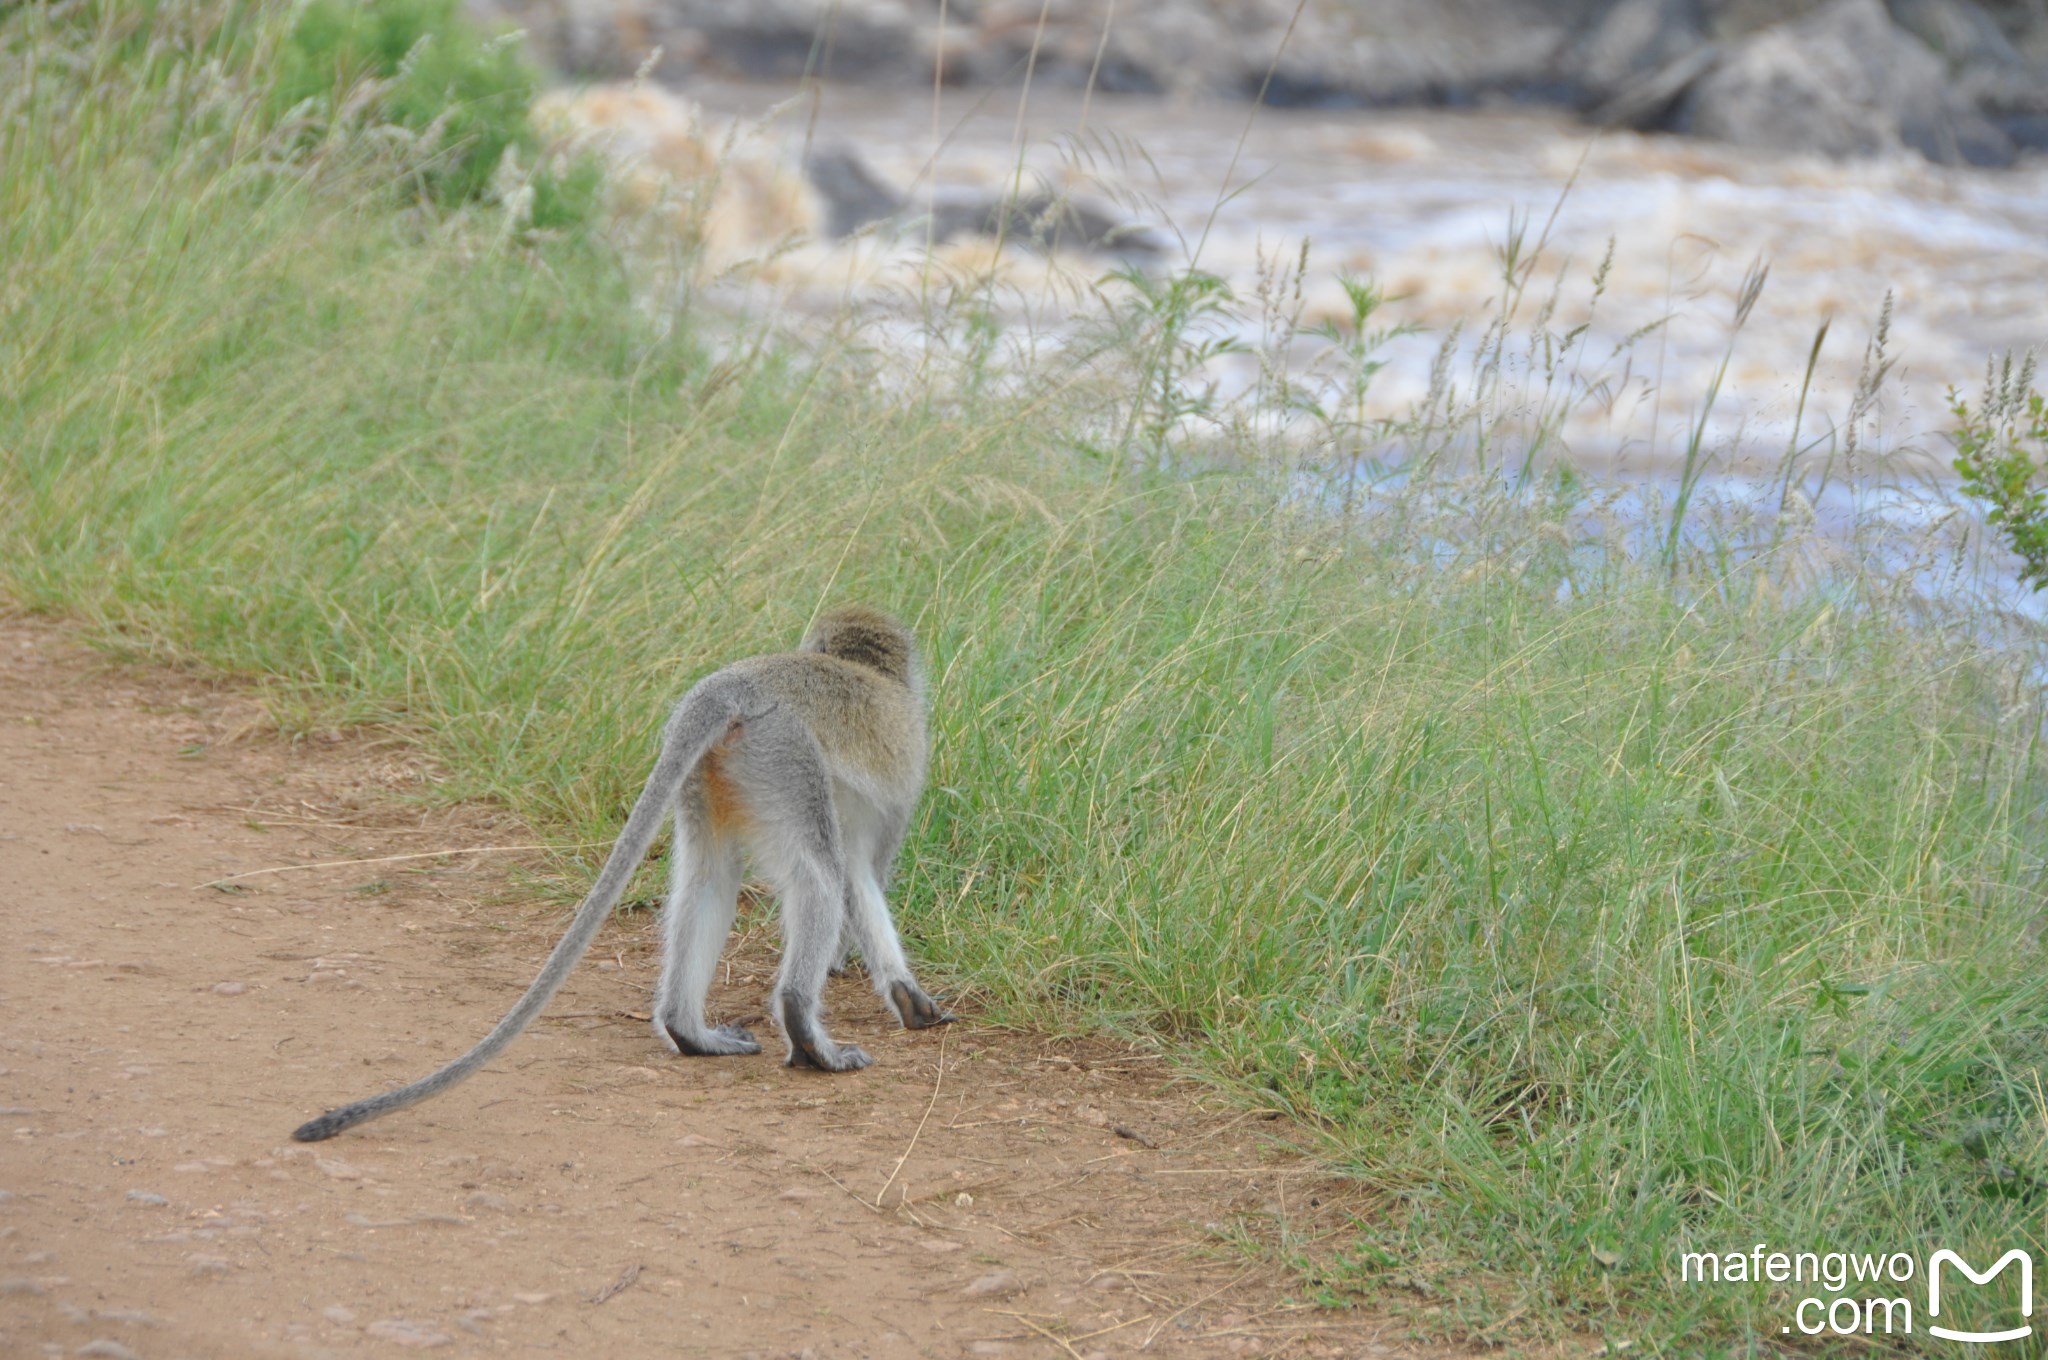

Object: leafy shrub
[274,0,528,203]
[0,0,572,216]
[1952,355,2048,588]
[273,0,571,215]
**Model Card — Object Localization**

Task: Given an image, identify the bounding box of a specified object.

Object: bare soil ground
[0,616,1473,1360]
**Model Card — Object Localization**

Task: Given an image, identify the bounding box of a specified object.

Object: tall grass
[4,6,2045,1352]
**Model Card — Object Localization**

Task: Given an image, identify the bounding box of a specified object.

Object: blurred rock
[1890,0,2048,144]
[801,145,903,240]
[1678,0,2016,163]
[468,0,2047,167]
[803,143,1158,255]
[1572,0,1711,98]
[472,0,1609,103]
[926,182,1162,256]
[1893,0,2026,68]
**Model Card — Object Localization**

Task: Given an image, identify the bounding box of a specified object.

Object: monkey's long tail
[290,681,752,1142]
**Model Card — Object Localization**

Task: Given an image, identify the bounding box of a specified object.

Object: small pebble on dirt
[960,1270,1023,1299]
[463,1192,513,1212]
[365,1319,451,1348]
[209,982,245,996]
[321,1306,356,1324]
[76,1342,141,1360]
[124,1191,166,1206]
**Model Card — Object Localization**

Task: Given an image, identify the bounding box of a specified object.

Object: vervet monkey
[292,606,951,1143]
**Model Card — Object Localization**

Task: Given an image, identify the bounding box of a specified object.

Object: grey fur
[291,607,950,1143]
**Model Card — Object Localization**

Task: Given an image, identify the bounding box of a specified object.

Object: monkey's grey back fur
[291,606,950,1143]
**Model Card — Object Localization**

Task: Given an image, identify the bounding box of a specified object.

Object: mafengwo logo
[1928,1249,2033,1345]
[1678,1244,2034,1341]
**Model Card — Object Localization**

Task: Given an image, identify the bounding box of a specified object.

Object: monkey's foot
[888,980,958,1030]
[779,995,873,1072]
[787,1040,873,1072]
[665,1021,763,1057]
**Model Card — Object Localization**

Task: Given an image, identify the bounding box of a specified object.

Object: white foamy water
[605,78,2048,481]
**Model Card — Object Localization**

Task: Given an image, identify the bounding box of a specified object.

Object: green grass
[4,6,2046,1353]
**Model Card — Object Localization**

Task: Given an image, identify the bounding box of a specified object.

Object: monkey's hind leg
[841,812,953,1031]
[847,870,954,1031]
[765,843,872,1074]
[652,806,758,1058]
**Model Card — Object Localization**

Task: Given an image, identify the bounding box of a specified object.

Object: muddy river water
[619,78,2048,482]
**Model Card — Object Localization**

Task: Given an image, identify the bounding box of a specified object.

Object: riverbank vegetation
[4,3,2044,1352]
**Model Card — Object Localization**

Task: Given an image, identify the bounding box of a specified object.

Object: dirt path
[0,617,1469,1359]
